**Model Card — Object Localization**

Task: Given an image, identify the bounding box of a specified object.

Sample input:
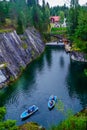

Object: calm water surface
[0,45,87,128]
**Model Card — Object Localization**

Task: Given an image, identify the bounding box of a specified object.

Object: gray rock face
[0,27,45,88]
[70,51,87,62]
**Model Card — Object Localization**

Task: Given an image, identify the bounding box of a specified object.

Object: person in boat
[50,100,53,106]
[28,106,34,113]
[51,95,54,100]
[32,106,34,111]
[28,109,30,113]
[28,108,33,113]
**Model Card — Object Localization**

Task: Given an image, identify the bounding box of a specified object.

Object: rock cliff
[0,27,45,88]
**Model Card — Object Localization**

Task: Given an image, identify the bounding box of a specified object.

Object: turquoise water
[0,45,87,128]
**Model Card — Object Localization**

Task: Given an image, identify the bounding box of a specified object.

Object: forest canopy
[0,0,87,52]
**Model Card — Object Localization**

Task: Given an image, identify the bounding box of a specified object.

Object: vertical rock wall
[0,27,45,88]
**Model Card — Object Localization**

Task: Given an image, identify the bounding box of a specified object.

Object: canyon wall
[0,27,45,88]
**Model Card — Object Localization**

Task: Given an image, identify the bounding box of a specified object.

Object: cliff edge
[0,27,45,88]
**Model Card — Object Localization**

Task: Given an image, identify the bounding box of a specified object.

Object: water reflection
[45,47,52,68]
[66,61,87,108]
[35,53,45,73]
[60,56,64,68]
[0,84,17,106]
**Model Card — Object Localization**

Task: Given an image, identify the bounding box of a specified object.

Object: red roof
[50,16,60,22]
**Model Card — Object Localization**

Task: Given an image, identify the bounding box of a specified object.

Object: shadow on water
[66,61,87,108]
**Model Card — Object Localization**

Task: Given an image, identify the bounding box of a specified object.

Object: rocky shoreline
[70,51,87,62]
[65,44,87,63]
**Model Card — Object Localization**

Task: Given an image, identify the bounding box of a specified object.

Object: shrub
[0,107,6,121]
[20,36,27,41]
[5,19,12,27]
[0,107,18,130]
[49,109,87,130]
[19,65,25,72]
[56,116,87,130]
[84,69,87,76]
[51,27,66,32]
[9,76,14,81]
[22,43,28,50]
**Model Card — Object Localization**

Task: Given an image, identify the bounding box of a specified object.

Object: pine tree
[27,0,36,6]
[10,0,16,2]
[16,16,24,34]
[68,0,79,34]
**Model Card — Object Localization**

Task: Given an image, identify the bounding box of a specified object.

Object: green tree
[67,0,79,34]
[27,0,36,6]
[0,0,9,25]
[59,11,64,24]
[9,0,29,28]
[75,9,87,41]
[16,15,24,34]
[0,107,18,130]
[10,0,16,2]
[0,107,6,121]
[50,5,68,17]
[73,7,87,52]
[41,1,50,32]
[31,6,39,28]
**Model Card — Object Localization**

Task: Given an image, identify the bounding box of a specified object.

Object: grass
[50,31,66,35]
[0,29,14,33]
[22,43,28,50]
[49,108,87,130]
[57,116,86,130]
[51,27,66,32]
[50,27,67,35]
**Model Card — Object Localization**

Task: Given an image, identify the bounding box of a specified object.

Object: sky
[39,0,87,7]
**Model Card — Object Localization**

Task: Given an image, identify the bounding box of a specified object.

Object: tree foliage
[0,0,50,34]
[67,0,87,52]
[0,107,6,121]
[75,8,87,41]
[67,0,79,34]
[0,0,87,53]
[50,4,68,18]
[0,107,18,130]
[0,0,10,25]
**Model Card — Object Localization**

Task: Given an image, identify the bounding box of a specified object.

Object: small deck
[46,42,65,46]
